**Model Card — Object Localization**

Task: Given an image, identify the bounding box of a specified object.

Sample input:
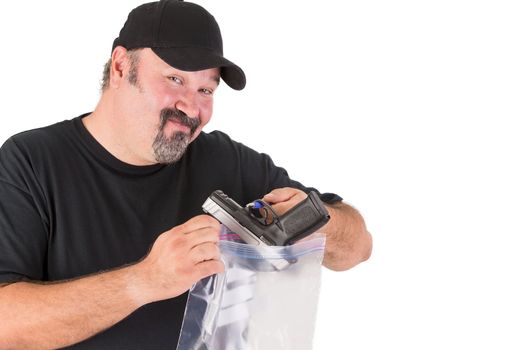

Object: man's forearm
[322,202,372,271]
[0,264,145,349]
[0,215,224,349]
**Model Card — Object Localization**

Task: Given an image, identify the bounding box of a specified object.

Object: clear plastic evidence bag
[176,228,326,350]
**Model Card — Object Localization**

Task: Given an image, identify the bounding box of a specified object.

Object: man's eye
[200,88,214,95]
[168,76,183,85]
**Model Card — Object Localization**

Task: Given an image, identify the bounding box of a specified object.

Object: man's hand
[263,187,372,271]
[0,215,225,349]
[262,187,307,215]
[134,215,225,304]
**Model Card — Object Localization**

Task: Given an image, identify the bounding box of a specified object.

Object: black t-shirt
[0,115,341,349]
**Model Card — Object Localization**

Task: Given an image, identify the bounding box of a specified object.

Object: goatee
[152,108,201,164]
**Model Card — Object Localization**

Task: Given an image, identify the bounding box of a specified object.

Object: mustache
[159,108,201,135]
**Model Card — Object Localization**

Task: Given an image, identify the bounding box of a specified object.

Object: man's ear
[109,46,129,89]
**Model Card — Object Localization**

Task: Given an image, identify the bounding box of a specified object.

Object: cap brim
[152,47,246,90]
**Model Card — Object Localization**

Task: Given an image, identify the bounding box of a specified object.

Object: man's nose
[175,91,199,119]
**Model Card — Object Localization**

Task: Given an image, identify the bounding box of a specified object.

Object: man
[0,1,372,348]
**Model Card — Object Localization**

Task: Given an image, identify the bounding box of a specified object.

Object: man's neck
[82,94,155,166]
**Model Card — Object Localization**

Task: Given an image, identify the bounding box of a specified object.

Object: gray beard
[152,130,191,164]
[152,108,200,164]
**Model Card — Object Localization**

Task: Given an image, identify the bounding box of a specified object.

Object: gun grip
[279,191,330,244]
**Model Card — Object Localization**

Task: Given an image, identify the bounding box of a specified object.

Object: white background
[1,1,524,349]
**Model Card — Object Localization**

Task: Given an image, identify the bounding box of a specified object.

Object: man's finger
[195,260,225,280]
[189,242,221,264]
[178,214,220,233]
[263,187,295,203]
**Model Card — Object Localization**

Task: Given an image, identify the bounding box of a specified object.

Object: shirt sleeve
[221,133,343,204]
[243,150,343,204]
[0,137,48,283]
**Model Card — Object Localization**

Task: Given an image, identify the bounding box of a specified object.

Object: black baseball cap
[112,0,246,90]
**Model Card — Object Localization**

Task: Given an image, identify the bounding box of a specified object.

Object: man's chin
[152,132,191,164]
[162,123,188,138]
[154,148,187,164]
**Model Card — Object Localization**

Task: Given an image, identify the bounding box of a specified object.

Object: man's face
[118,48,220,164]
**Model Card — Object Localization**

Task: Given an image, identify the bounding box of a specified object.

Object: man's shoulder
[190,130,237,155]
[0,117,83,173]
[186,130,272,180]
[5,118,77,152]
[194,129,234,146]
[192,130,258,155]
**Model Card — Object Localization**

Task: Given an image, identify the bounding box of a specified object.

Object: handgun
[202,190,330,246]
